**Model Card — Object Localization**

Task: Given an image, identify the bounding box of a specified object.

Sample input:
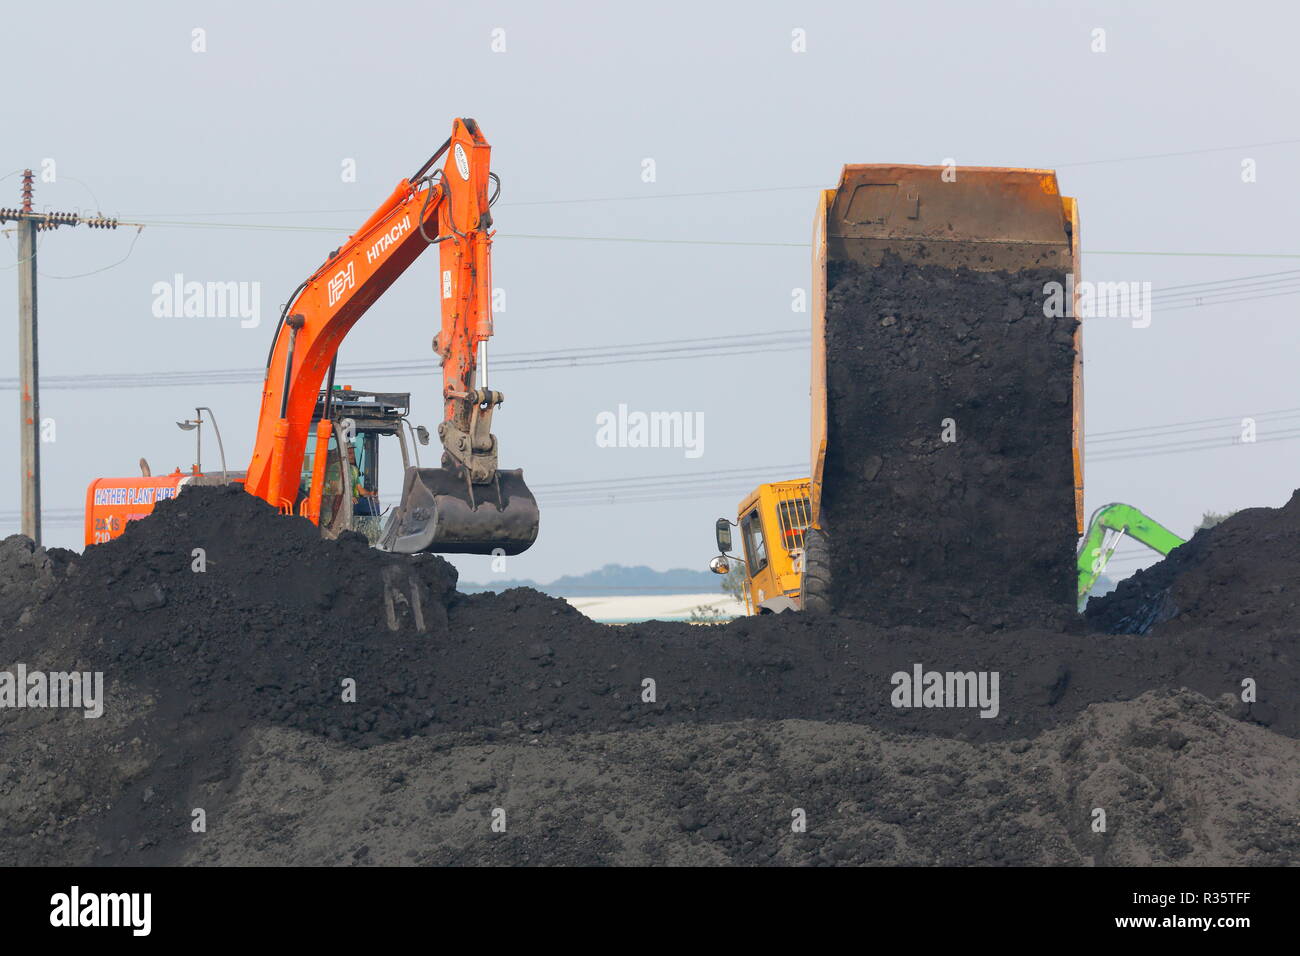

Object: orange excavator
[86,118,539,555]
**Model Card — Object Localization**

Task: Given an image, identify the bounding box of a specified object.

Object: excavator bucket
[379,466,539,555]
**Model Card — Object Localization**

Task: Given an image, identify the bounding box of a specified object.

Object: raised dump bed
[810,166,1082,627]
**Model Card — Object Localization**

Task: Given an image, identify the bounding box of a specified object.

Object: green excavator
[1076,502,1187,608]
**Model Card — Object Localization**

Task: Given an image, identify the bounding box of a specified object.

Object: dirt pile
[822,254,1077,629]
[1087,490,1300,634]
[183,691,1300,866]
[3,485,459,746]
[0,535,73,629]
[0,485,1296,865]
[2,488,1290,742]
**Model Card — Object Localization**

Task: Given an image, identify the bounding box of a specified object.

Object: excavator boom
[1076,502,1185,606]
[244,118,538,555]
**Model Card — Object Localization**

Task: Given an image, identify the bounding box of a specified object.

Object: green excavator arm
[1077,502,1187,608]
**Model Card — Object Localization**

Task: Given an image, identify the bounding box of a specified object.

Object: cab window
[776,497,811,552]
[740,508,769,575]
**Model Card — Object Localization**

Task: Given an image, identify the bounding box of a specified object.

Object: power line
[1086,404,1300,438]
[116,136,1300,220]
[0,470,791,528]
[7,261,1300,393]
[1146,287,1300,311]
[1089,430,1300,463]
[86,209,1300,261]
[530,462,804,492]
[1086,406,1300,444]
[1085,249,1300,260]
[1094,427,1300,458]
[37,226,144,279]
[0,330,808,391]
[1150,278,1300,306]
[1054,137,1300,168]
[542,483,769,509]
[9,414,1299,530]
[1148,268,1300,295]
[1088,416,1300,446]
[542,483,786,505]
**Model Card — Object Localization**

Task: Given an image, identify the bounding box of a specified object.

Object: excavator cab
[300,387,417,544]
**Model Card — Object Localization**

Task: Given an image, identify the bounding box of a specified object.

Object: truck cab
[710,479,812,614]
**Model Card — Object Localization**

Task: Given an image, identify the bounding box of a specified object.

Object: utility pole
[1,170,119,545]
[16,173,39,545]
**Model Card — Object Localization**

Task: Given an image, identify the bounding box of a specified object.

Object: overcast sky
[3,0,1298,583]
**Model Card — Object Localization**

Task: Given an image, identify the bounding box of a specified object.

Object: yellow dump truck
[711,164,1083,615]
[711,479,814,615]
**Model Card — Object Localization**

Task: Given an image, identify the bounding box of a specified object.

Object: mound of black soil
[821,254,1077,629]
[1086,490,1300,634]
[1,485,1294,864]
[3,485,459,747]
[0,534,74,628]
[5,487,1287,749]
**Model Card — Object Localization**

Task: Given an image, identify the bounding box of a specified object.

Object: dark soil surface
[822,254,1077,629]
[190,691,1300,866]
[1,485,1296,865]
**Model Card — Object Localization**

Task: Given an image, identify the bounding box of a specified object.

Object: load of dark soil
[1087,490,1300,634]
[0,485,1295,866]
[821,253,1078,629]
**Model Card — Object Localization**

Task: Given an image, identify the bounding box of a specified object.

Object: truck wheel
[801,526,832,614]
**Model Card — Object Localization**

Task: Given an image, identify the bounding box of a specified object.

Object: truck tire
[801,526,832,614]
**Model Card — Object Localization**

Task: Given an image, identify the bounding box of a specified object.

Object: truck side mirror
[709,555,730,575]
[715,518,733,554]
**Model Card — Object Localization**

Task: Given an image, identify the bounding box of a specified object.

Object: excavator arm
[1076,502,1185,607]
[244,118,539,555]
